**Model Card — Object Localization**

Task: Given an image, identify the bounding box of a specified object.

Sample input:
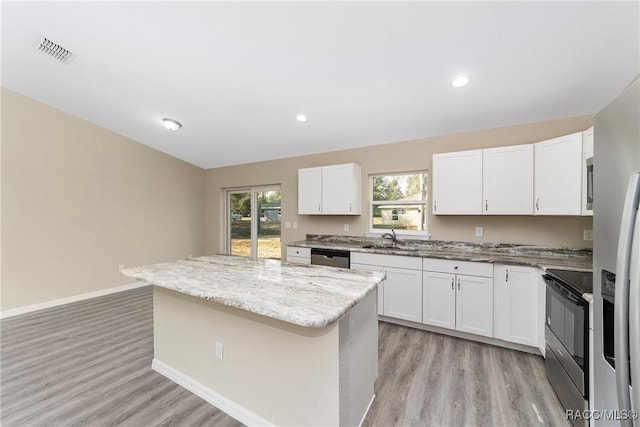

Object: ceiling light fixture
[162,118,182,131]
[451,75,470,88]
[296,114,308,123]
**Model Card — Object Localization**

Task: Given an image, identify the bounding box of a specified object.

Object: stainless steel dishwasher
[310,248,350,269]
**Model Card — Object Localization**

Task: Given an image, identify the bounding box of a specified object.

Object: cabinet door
[351,263,385,315]
[321,163,361,215]
[483,145,534,214]
[422,271,456,330]
[534,132,583,215]
[298,167,322,214]
[383,267,422,322]
[456,275,493,337]
[499,265,539,347]
[582,126,594,216]
[432,150,483,214]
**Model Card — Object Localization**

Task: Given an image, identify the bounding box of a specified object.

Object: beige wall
[205,116,594,256]
[1,87,594,311]
[154,287,340,426]
[1,89,206,310]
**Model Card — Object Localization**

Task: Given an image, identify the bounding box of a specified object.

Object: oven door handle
[544,276,584,305]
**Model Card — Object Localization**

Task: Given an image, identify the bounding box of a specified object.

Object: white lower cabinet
[350,262,385,315]
[383,267,423,322]
[347,251,543,351]
[422,259,494,338]
[422,271,456,329]
[493,264,539,347]
[286,246,311,264]
[351,252,422,322]
[455,275,494,337]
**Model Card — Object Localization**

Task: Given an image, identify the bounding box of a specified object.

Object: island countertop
[121,255,384,328]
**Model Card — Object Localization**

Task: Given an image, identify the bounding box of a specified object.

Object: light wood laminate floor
[1,286,569,426]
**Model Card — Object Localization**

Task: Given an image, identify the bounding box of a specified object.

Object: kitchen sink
[360,244,419,252]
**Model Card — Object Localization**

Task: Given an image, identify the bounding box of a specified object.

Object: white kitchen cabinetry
[350,262,384,315]
[422,258,494,337]
[534,132,583,215]
[351,252,422,322]
[286,246,311,264]
[422,271,456,329]
[582,126,594,216]
[298,167,323,214]
[432,150,483,215]
[483,144,534,214]
[298,163,362,215]
[493,264,539,347]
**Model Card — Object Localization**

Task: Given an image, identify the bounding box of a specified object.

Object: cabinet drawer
[287,256,311,265]
[422,258,493,277]
[286,246,311,259]
[351,252,422,270]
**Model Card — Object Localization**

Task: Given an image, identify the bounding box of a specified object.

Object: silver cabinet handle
[434,200,437,212]
[457,279,461,291]
[451,278,454,290]
[349,202,352,212]
[485,200,488,211]
[318,203,321,212]
[536,198,540,211]
[505,269,509,283]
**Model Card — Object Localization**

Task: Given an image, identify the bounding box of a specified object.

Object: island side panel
[339,289,378,426]
[153,287,340,426]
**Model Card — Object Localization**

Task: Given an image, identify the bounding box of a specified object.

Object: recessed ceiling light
[296,114,308,123]
[162,118,182,131]
[451,75,470,88]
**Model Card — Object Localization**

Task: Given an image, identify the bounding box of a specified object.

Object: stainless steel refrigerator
[593,76,640,426]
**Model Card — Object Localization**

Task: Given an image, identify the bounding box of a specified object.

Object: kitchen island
[121,255,384,427]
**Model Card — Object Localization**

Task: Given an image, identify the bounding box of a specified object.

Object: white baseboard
[358,394,376,427]
[152,358,274,427]
[0,282,150,319]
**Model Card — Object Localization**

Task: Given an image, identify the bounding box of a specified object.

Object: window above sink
[369,171,429,237]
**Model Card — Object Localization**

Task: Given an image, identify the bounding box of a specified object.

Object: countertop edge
[123,259,384,329]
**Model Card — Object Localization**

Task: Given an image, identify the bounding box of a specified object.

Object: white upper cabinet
[298,167,323,214]
[432,149,483,215]
[298,163,362,215]
[482,145,534,215]
[582,126,594,216]
[534,132,583,215]
[432,130,588,216]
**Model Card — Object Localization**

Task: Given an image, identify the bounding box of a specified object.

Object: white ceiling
[2,2,639,169]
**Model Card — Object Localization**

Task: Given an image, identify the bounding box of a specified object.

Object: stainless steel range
[543,268,593,427]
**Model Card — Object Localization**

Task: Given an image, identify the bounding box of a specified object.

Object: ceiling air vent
[35,37,75,64]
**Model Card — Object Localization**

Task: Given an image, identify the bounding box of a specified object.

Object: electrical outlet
[475,227,484,237]
[292,222,298,229]
[583,229,593,241]
[285,221,291,229]
[344,224,349,232]
[215,341,224,360]
[118,265,124,273]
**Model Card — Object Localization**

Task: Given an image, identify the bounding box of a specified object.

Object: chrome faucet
[381,229,398,246]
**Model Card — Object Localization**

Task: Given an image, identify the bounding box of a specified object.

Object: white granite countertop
[121,255,384,328]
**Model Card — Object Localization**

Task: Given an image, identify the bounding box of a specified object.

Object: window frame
[368,171,429,237]
[224,184,281,259]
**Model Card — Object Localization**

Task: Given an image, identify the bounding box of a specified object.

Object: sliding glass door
[227,186,281,259]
